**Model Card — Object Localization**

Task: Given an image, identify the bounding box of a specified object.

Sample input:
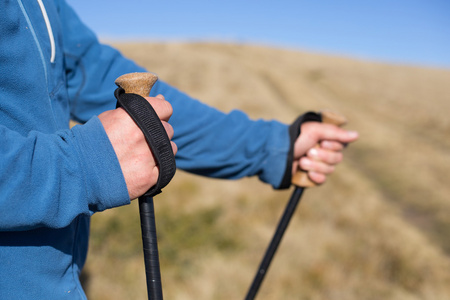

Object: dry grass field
[81,42,450,300]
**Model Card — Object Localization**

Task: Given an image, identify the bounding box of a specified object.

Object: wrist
[278,112,322,189]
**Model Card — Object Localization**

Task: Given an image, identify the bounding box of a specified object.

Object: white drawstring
[37,0,56,63]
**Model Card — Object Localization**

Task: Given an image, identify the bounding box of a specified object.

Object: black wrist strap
[114,87,176,197]
[278,111,322,189]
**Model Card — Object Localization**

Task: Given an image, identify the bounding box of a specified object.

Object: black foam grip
[114,87,176,197]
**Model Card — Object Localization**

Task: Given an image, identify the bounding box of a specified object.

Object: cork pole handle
[115,72,158,98]
[291,111,348,188]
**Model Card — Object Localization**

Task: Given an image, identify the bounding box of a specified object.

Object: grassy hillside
[82,42,450,300]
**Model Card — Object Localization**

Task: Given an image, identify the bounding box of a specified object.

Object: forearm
[151,80,291,188]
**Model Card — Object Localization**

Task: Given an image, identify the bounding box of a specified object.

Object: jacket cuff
[71,116,130,212]
[277,112,322,189]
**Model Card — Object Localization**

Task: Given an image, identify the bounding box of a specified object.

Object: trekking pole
[245,111,347,300]
[115,73,176,300]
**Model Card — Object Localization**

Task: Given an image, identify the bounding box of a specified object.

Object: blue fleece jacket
[0,0,290,298]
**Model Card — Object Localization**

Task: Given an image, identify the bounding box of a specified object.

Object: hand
[98,94,177,199]
[292,122,358,184]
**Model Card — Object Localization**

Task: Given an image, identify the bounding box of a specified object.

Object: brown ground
[82,42,450,300]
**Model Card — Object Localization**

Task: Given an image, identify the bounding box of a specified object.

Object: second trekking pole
[245,111,347,300]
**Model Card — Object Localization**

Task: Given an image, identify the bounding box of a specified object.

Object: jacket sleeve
[150,81,291,188]
[59,0,291,189]
[0,117,130,231]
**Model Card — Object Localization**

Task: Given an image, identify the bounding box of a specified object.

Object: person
[0,1,358,299]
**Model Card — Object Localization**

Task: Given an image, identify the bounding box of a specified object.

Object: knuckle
[147,97,173,117]
[309,171,326,185]
[299,157,314,171]
[163,122,174,137]
[160,99,173,116]
[129,124,144,142]
[171,141,178,155]
[327,165,335,174]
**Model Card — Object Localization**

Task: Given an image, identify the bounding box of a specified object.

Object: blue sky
[66,0,450,68]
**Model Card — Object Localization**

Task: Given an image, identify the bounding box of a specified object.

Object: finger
[162,121,177,155]
[305,122,359,144]
[319,125,358,144]
[299,157,335,175]
[295,122,358,160]
[308,171,327,185]
[145,96,173,121]
[320,140,345,151]
[171,141,178,155]
[162,121,174,139]
[307,147,343,165]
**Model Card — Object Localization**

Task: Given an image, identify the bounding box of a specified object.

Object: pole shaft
[139,196,163,300]
[245,187,305,300]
